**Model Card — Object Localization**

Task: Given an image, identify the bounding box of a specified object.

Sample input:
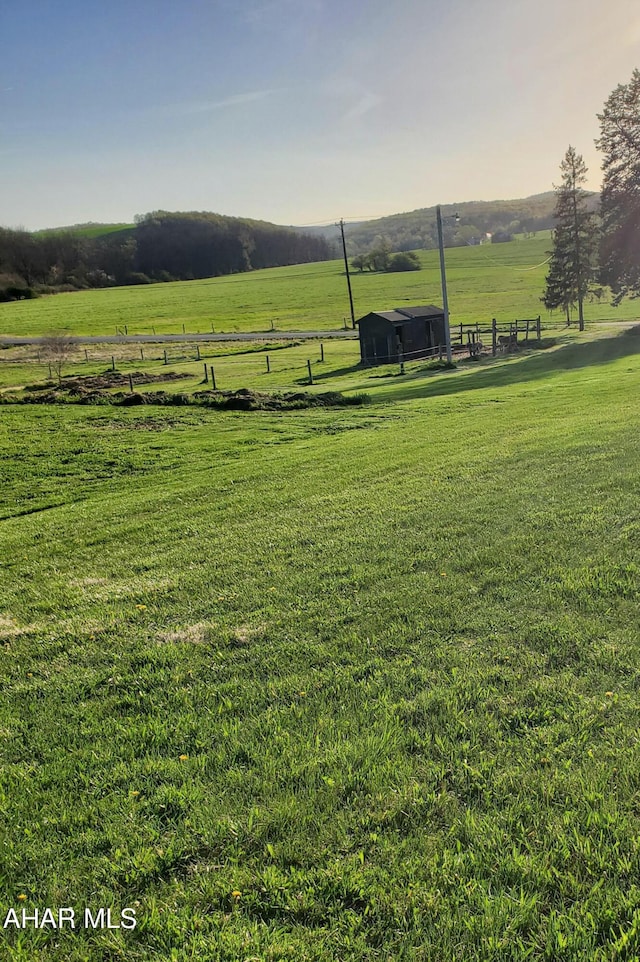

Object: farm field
[0,325,617,401]
[2,236,640,339]
[1,325,640,959]
[36,223,136,240]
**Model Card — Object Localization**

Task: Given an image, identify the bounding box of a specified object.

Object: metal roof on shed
[358,305,445,325]
[366,310,411,322]
[394,305,444,318]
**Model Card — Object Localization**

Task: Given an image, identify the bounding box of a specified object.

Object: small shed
[357,305,446,366]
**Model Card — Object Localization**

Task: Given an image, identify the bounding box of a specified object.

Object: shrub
[0,285,39,302]
[387,251,421,272]
[125,272,153,285]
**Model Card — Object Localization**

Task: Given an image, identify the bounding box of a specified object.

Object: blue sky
[1,0,639,229]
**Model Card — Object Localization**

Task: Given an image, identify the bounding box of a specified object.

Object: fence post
[536,315,541,340]
[203,364,208,383]
[128,374,133,393]
[492,319,497,356]
[438,344,443,361]
[196,345,201,361]
[182,324,186,335]
[163,349,167,365]
[210,366,217,390]
[152,325,156,335]
[125,325,128,335]
[307,359,313,385]
[140,347,144,361]
[111,356,116,371]
[459,322,463,342]
[320,343,324,362]
[525,319,530,341]
[266,356,271,373]
[85,349,88,362]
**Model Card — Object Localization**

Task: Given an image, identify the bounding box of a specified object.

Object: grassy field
[36,224,135,240]
[2,237,639,338]
[0,328,595,400]
[1,324,640,960]
[0,338,344,395]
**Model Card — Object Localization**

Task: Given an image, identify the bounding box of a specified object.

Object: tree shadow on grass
[311,363,363,382]
[373,328,640,403]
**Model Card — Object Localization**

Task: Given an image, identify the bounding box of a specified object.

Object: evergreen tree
[542,147,597,330]
[596,68,640,304]
[543,235,574,324]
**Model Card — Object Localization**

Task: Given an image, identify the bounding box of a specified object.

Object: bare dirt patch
[68,576,109,588]
[26,370,191,394]
[230,623,266,647]
[9,385,370,410]
[0,615,33,640]
[157,622,217,645]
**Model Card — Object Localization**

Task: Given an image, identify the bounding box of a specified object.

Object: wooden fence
[451,316,542,357]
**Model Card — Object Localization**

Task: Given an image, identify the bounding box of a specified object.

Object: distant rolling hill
[332,192,600,254]
[36,190,600,257]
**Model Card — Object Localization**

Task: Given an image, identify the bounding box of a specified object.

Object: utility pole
[337,218,356,329]
[436,205,453,363]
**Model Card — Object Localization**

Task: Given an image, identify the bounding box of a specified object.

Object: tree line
[0,211,332,301]
[543,69,640,327]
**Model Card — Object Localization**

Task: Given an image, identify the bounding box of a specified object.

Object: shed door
[386,336,395,362]
[371,336,390,362]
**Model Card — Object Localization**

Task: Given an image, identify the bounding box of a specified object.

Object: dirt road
[0,330,358,346]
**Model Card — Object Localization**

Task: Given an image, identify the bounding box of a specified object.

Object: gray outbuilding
[357,305,446,366]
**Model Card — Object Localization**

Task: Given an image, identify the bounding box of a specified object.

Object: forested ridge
[0,210,332,300]
[342,191,600,254]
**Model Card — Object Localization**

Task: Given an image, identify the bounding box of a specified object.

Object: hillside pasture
[2,326,640,958]
[0,326,605,402]
[0,325,632,404]
[1,237,639,339]
[36,223,136,240]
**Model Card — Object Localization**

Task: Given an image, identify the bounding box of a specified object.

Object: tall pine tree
[543,147,597,331]
[596,68,640,304]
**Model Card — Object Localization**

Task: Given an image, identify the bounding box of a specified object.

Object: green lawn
[1,326,640,959]
[1,237,639,338]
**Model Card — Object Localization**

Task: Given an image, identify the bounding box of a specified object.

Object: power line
[464,244,553,272]
[513,255,552,272]
[294,215,394,227]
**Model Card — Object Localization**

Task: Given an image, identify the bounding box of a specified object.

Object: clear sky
[1,0,639,230]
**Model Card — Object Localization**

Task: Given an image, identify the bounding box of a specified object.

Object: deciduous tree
[387,251,421,272]
[368,236,391,272]
[41,332,74,384]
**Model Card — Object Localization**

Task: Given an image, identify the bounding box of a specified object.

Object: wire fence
[3,314,579,391]
[3,338,350,391]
